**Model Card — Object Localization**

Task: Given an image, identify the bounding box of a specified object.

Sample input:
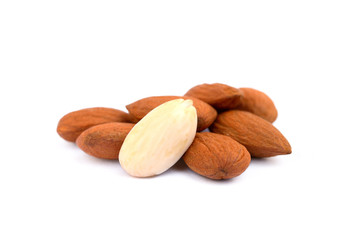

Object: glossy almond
[76,122,134,160]
[210,110,291,158]
[126,96,217,131]
[184,83,243,110]
[238,88,278,123]
[183,132,251,180]
[57,107,132,142]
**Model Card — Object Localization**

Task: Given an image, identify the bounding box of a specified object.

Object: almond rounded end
[238,88,278,123]
[183,132,251,180]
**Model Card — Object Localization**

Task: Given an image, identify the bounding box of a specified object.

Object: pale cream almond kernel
[119,99,197,177]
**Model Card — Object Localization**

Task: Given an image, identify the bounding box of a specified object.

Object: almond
[210,110,291,158]
[126,96,217,131]
[237,88,278,123]
[119,99,197,177]
[184,83,243,110]
[183,132,251,180]
[76,122,134,160]
[57,107,132,142]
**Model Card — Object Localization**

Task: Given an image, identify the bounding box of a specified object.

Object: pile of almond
[57,83,291,180]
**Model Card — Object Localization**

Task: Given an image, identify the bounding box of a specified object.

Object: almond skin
[237,88,278,123]
[76,122,134,160]
[126,96,217,131]
[183,132,251,180]
[57,107,133,142]
[184,83,243,110]
[210,110,291,158]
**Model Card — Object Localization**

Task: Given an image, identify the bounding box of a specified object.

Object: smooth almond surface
[184,83,243,110]
[57,107,132,142]
[126,96,216,131]
[76,122,134,160]
[238,88,278,123]
[183,132,251,180]
[210,110,291,158]
[119,99,197,177]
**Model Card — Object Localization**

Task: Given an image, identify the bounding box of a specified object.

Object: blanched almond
[119,99,197,177]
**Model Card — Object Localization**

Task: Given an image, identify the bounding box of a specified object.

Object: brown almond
[183,132,251,180]
[126,96,217,131]
[210,110,291,158]
[238,88,278,123]
[76,122,134,160]
[184,83,243,110]
[57,107,133,142]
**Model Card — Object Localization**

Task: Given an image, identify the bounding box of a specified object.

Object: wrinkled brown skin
[76,122,134,160]
[183,132,251,180]
[238,88,278,123]
[126,96,217,131]
[184,83,243,110]
[57,107,133,142]
[210,110,291,158]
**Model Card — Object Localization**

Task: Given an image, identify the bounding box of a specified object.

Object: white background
[1,1,359,239]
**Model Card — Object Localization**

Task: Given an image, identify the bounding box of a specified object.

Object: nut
[119,99,197,177]
[126,96,216,131]
[57,107,132,142]
[76,122,134,160]
[183,132,251,180]
[184,83,243,110]
[238,88,278,123]
[210,110,291,158]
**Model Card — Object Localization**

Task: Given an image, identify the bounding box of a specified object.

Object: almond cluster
[57,83,291,180]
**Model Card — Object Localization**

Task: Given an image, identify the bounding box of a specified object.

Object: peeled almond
[119,99,197,177]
